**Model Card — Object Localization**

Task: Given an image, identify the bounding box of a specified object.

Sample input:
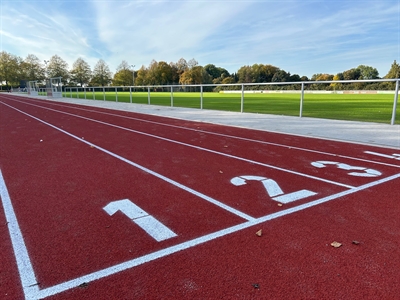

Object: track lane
[1,99,355,219]
[2,97,399,188]
[5,95,400,166]
[0,102,250,289]
[0,93,396,299]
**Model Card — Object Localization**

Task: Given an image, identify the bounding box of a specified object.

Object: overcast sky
[1,0,399,78]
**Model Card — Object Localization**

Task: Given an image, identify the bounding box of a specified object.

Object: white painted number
[230,175,317,204]
[311,161,381,177]
[364,151,400,161]
[103,199,177,242]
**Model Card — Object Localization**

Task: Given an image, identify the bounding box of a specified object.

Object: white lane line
[364,151,400,160]
[0,169,40,298]
[34,172,400,299]
[6,96,400,169]
[1,100,355,189]
[1,102,255,222]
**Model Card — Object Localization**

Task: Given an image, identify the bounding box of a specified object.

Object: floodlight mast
[130,65,135,86]
[44,60,49,79]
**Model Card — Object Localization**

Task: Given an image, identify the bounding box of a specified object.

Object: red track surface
[1,94,399,299]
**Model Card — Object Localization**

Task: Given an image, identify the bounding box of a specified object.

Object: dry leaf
[219,170,223,173]
[252,283,260,289]
[352,240,360,245]
[277,203,283,207]
[256,229,262,237]
[78,282,89,288]
[331,241,342,248]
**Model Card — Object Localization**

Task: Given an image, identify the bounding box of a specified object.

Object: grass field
[63,91,399,124]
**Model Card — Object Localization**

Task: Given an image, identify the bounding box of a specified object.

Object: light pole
[44,60,49,94]
[130,65,135,86]
[44,60,49,77]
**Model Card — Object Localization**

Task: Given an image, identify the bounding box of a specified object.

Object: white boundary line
[0,170,40,298]
[1,100,357,189]
[6,95,400,167]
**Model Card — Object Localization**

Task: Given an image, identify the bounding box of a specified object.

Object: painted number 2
[230,175,317,204]
[311,161,381,177]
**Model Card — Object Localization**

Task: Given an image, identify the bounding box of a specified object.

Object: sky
[1,0,399,78]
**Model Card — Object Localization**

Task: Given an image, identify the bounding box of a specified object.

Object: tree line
[0,51,399,91]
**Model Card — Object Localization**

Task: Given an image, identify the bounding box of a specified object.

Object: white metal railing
[63,78,399,125]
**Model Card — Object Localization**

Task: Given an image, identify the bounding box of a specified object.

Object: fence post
[171,86,174,107]
[200,85,203,109]
[93,87,95,100]
[77,87,79,99]
[115,87,118,102]
[84,87,87,99]
[300,82,305,117]
[148,87,151,105]
[130,87,132,103]
[241,84,244,113]
[391,80,399,125]
[69,88,72,98]
[103,87,105,101]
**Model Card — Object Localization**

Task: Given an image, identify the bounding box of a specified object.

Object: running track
[0,94,399,299]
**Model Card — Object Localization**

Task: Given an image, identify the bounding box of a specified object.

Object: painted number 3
[311,161,381,177]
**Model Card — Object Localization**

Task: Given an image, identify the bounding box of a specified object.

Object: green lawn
[63,91,399,124]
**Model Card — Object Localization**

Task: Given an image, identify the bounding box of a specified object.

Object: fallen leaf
[277,203,283,207]
[78,282,89,288]
[352,240,360,245]
[219,170,223,173]
[256,229,262,237]
[252,283,260,289]
[331,241,342,248]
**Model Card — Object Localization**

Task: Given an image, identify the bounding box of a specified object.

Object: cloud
[91,0,252,69]
[1,0,399,77]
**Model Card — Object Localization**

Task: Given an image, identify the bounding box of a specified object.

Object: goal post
[27,81,39,96]
[46,77,63,98]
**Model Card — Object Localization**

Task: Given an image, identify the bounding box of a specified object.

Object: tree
[252,64,279,82]
[271,69,290,82]
[174,58,188,76]
[315,74,334,81]
[300,76,309,81]
[91,59,112,86]
[134,66,148,86]
[21,54,45,82]
[289,74,301,82]
[112,60,133,86]
[179,66,211,85]
[204,64,220,79]
[204,64,230,84]
[47,55,69,84]
[330,73,344,89]
[384,60,400,79]
[187,58,198,69]
[342,68,361,80]
[70,58,92,86]
[357,65,379,80]
[237,65,253,83]
[0,51,21,89]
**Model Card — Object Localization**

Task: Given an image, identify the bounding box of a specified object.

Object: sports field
[64,91,399,124]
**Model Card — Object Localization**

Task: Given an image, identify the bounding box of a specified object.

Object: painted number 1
[230,175,317,204]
